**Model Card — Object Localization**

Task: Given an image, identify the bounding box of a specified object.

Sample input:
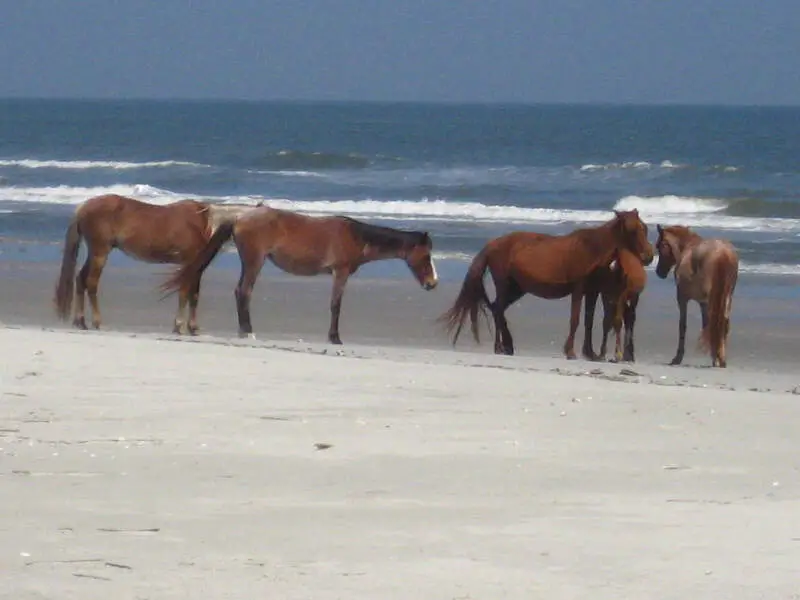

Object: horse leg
[187,276,201,336]
[328,268,351,345]
[491,278,523,356]
[582,289,600,360]
[73,255,90,330]
[172,283,190,335]
[563,285,584,360]
[623,294,639,362]
[612,290,629,362]
[670,294,689,366]
[85,250,109,330]
[599,294,614,360]
[234,252,266,339]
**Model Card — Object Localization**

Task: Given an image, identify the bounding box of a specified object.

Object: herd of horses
[53,193,740,368]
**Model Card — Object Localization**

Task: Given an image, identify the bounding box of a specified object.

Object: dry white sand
[2,326,800,599]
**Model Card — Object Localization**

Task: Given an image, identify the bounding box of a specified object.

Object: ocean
[1,99,799,287]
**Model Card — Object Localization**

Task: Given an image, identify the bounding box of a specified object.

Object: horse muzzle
[423,279,438,291]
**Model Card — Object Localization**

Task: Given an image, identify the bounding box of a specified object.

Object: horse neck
[361,241,408,264]
[671,230,703,260]
[346,219,417,263]
[577,222,623,270]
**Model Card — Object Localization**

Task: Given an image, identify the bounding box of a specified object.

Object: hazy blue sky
[2,1,798,105]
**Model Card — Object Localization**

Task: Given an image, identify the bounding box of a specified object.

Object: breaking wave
[2,184,800,233]
[0,158,204,170]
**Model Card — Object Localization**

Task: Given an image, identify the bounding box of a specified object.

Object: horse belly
[516,277,573,299]
[116,240,185,264]
[268,251,327,276]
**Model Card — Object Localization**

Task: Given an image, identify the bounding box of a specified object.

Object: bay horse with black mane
[655,224,739,368]
[439,209,653,359]
[54,194,254,334]
[159,206,439,344]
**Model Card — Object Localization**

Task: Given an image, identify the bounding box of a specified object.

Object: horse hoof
[188,327,200,337]
[239,332,256,340]
[73,318,88,330]
[669,358,683,366]
[329,336,343,345]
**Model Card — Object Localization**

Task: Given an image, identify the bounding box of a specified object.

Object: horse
[54,194,255,334]
[159,205,439,344]
[654,224,739,368]
[595,248,648,362]
[439,209,654,359]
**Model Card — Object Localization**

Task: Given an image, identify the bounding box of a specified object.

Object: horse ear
[656,224,663,234]
[422,232,431,243]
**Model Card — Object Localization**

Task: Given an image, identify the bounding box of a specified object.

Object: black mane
[343,217,429,252]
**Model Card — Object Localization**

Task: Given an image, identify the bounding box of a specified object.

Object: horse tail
[438,246,492,345]
[159,220,235,297]
[54,217,83,321]
[702,254,737,361]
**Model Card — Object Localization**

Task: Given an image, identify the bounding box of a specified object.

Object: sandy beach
[2,258,800,598]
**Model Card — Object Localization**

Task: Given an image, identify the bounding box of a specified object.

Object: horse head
[405,232,439,291]
[613,209,654,266]
[654,224,692,279]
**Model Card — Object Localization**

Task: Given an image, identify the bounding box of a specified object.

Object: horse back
[677,238,738,301]
[75,194,212,261]
[235,207,357,270]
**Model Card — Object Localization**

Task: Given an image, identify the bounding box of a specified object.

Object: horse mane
[662,225,703,251]
[343,217,428,252]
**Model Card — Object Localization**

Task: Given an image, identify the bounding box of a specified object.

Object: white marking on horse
[430,257,439,284]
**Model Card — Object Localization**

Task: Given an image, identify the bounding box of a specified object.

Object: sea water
[1,100,798,291]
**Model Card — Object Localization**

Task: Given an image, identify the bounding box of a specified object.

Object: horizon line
[1,96,798,109]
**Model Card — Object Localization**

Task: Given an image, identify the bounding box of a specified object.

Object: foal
[655,224,739,368]
[597,248,648,362]
[161,206,439,344]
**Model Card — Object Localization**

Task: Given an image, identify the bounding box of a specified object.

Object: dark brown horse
[159,205,439,343]
[655,224,739,368]
[439,209,654,359]
[54,194,254,334]
[595,248,648,362]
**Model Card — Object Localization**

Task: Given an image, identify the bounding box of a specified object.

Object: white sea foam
[580,160,683,172]
[2,184,800,234]
[0,159,204,170]
[614,195,728,215]
[0,184,182,205]
[737,262,800,276]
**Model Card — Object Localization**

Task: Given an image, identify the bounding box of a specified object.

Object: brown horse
[439,209,654,359]
[596,248,648,362]
[54,194,254,334]
[655,224,739,368]
[159,205,439,344]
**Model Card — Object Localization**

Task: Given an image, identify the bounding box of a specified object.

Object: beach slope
[2,327,799,599]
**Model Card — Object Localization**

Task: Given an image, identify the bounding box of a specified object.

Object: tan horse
[596,248,648,362]
[160,206,439,344]
[655,224,739,368]
[439,210,654,359]
[54,194,254,334]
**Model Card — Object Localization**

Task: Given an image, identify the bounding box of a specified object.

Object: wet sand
[1,258,798,373]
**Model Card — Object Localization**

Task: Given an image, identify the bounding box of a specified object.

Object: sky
[1,1,798,105]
